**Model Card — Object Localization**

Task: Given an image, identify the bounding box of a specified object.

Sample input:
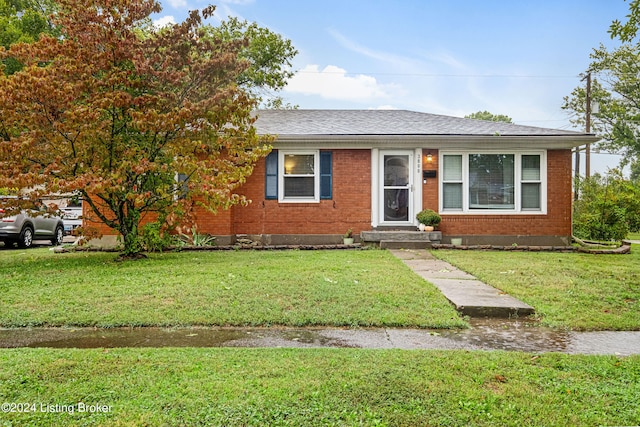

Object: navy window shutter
[177,173,189,199]
[319,151,332,199]
[265,150,278,199]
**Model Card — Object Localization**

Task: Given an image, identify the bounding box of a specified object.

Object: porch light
[426,154,433,163]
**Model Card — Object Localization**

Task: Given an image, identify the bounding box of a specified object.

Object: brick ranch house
[85,109,598,247]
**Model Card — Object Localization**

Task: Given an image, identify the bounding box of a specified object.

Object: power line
[522,118,573,122]
[294,68,640,80]
[294,70,579,79]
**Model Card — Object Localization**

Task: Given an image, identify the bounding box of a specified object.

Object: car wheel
[18,226,34,248]
[51,225,64,246]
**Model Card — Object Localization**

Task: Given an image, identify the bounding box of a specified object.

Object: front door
[380,151,413,224]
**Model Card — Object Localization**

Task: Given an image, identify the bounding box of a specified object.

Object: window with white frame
[442,155,463,210]
[441,152,544,213]
[265,150,332,202]
[521,155,542,210]
[283,152,316,197]
[280,150,319,202]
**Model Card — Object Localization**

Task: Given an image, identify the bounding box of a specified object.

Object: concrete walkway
[390,249,535,318]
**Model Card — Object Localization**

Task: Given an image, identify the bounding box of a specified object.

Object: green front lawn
[0,248,465,329]
[2,247,639,426]
[1,348,638,426]
[433,248,640,331]
[2,245,638,330]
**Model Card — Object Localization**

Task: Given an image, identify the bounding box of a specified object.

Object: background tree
[0,0,273,257]
[0,0,58,74]
[202,17,297,108]
[630,160,640,183]
[573,170,640,241]
[563,0,640,242]
[562,0,640,166]
[464,110,513,123]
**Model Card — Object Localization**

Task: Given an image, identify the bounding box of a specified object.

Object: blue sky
[152,0,632,173]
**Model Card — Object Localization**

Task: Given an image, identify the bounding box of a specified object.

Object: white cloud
[212,0,253,22]
[328,29,418,70]
[369,105,398,110]
[285,64,401,102]
[153,15,176,29]
[219,0,254,4]
[166,0,187,8]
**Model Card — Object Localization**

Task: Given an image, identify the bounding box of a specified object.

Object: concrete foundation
[443,235,571,246]
[84,232,571,250]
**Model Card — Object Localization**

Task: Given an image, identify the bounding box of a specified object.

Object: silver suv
[0,201,65,248]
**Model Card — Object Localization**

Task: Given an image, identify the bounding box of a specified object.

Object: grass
[628,231,640,240]
[1,247,639,425]
[0,348,638,426]
[0,248,465,329]
[433,248,640,331]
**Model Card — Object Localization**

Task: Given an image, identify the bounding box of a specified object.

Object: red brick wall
[231,149,372,235]
[421,149,439,212]
[84,148,574,240]
[82,201,116,235]
[434,149,573,236]
[82,204,162,236]
[82,148,372,237]
[191,205,232,235]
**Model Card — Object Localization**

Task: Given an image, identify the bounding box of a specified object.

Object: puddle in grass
[1,319,639,355]
[0,327,355,350]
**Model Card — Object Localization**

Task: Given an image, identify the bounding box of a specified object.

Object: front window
[469,154,514,209]
[441,152,544,213]
[279,151,320,202]
[521,155,541,210]
[442,155,463,210]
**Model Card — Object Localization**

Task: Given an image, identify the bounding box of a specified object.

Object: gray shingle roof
[254,109,588,137]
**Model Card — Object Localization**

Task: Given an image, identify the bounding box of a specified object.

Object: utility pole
[575,72,593,201]
[585,72,592,178]
[574,147,581,200]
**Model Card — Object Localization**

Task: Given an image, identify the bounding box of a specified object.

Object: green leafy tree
[562,0,640,166]
[609,0,640,42]
[202,17,297,108]
[464,110,513,123]
[573,170,640,241]
[630,160,640,183]
[0,0,273,258]
[0,0,58,74]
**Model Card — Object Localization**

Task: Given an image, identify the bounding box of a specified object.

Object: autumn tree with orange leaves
[0,0,276,257]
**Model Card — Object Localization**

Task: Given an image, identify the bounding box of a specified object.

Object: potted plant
[343,228,354,245]
[416,209,441,232]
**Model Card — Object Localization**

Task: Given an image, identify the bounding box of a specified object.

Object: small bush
[140,222,176,252]
[416,209,441,226]
[179,225,216,247]
[574,204,629,241]
[573,171,638,241]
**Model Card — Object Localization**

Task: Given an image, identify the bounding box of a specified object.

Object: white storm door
[380,151,414,224]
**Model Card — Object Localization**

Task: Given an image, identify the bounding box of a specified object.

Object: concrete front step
[361,230,442,244]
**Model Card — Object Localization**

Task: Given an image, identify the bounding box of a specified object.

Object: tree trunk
[119,206,145,259]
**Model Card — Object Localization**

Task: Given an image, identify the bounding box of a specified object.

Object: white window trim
[278,150,320,203]
[439,150,547,214]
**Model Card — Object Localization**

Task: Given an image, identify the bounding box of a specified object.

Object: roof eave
[266,134,600,150]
